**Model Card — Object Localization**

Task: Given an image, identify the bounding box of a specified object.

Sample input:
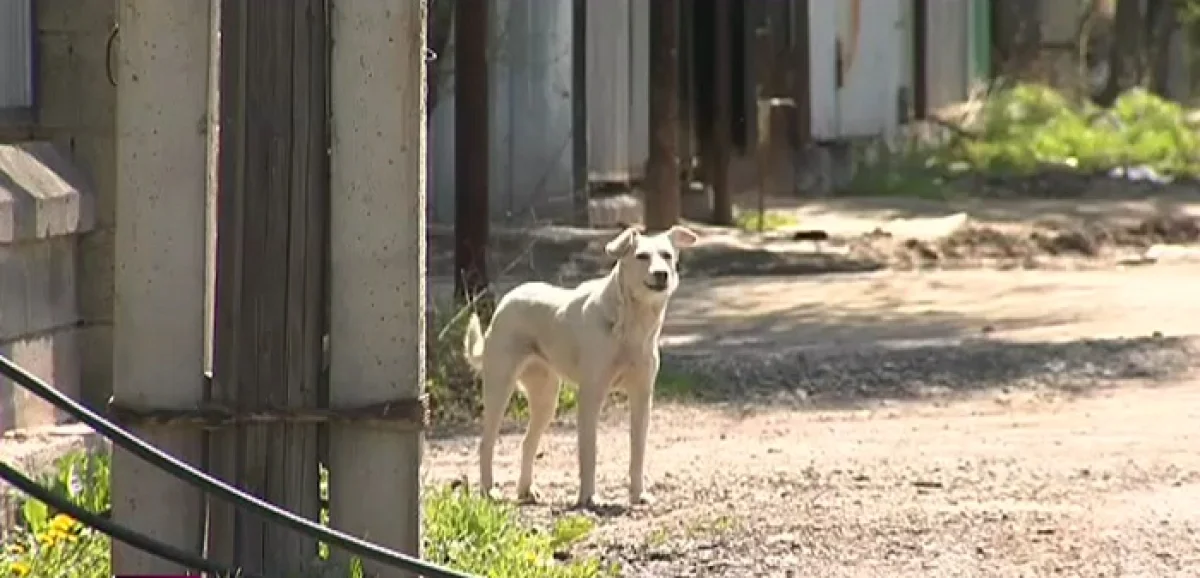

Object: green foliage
[845,83,1200,197]
[3,453,607,578]
[2,450,111,578]
[734,209,799,232]
[424,485,612,578]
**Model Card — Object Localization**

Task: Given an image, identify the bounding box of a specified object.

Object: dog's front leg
[627,366,657,506]
[574,376,607,509]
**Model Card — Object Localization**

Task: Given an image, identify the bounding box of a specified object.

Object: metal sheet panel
[926,0,970,110]
[807,0,839,140]
[586,0,633,181]
[834,0,905,139]
[428,0,576,224]
[628,0,649,178]
[0,0,34,117]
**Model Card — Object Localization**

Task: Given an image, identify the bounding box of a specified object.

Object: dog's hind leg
[479,348,522,497]
[515,360,560,503]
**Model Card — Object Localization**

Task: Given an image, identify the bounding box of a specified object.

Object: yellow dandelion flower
[9,561,31,577]
[50,514,78,532]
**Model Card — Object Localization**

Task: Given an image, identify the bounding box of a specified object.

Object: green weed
[845,83,1200,198]
[734,209,799,232]
[2,452,609,578]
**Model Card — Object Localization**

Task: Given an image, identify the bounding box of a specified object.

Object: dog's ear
[605,227,640,258]
[666,225,699,248]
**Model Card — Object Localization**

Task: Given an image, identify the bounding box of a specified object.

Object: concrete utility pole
[645,0,681,231]
[328,2,427,577]
[111,1,210,574]
[207,0,328,574]
[455,0,490,304]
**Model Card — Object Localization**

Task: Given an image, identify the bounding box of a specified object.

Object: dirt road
[426,264,1200,577]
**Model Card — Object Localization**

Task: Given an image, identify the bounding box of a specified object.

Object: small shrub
[845,83,1200,198]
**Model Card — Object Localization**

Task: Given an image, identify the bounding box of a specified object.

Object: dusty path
[427,380,1200,577]
[425,262,1200,577]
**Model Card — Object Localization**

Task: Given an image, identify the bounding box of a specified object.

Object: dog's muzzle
[645,271,670,292]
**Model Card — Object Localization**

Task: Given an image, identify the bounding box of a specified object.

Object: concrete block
[0,236,79,342]
[76,226,114,322]
[33,32,81,130]
[0,142,95,243]
[0,328,81,433]
[70,135,117,227]
[36,0,116,34]
[36,27,117,136]
[76,323,113,409]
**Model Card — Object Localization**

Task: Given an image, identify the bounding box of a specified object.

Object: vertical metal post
[455,0,490,303]
[571,0,589,225]
[710,0,734,225]
[645,0,681,231]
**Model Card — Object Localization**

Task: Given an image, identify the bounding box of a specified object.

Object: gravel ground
[424,262,1200,577]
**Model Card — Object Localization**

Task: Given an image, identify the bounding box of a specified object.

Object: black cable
[0,460,254,578]
[105,24,119,87]
[0,355,475,578]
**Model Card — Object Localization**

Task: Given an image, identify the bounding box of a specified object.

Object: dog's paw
[573,496,628,517]
[630,491,657,507]
[517,486,543,505]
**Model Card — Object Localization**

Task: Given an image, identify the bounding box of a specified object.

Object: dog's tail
[462,312,485,372]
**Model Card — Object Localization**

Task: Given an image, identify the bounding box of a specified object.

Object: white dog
[462,225,699,509]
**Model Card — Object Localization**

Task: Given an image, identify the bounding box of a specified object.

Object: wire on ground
[0,460,254,578]
[0,354,475,578]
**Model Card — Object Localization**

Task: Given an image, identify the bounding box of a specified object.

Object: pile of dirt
[848,213,1200,270]
[426,210,1200,281]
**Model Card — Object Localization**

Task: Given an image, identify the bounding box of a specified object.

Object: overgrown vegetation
[844,84,1200,198]
[733,209,799,232]
[3,451,610,578]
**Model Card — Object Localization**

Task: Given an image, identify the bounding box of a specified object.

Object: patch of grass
[641,514,740,552]
[424,485,613,578]
[734,209,799,232]
[682,514,739,539]
[844,83,1200,198]
[655,367,706,402]
[5,452,611,578]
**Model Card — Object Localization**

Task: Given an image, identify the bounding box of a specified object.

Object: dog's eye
[659,251,673,261]
[635,253,650,261]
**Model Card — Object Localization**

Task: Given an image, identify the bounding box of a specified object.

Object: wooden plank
[111,1,211,574]
[207,0,327,574]
[328,1,426,576]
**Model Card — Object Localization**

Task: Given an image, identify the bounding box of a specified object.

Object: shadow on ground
[658,335,1197,411]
